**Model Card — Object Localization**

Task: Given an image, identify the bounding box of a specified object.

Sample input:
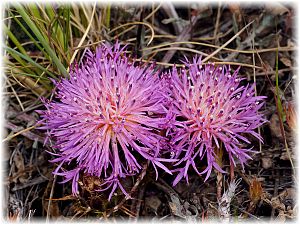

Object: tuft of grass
[14,3,68,77]
[4,3,106,100]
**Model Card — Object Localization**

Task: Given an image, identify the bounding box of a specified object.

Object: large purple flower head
[38,42,172,200]
[164,56,267,186]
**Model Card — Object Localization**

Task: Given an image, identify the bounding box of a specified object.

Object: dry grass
[3,2,297,222]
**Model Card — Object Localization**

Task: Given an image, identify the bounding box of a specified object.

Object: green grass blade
[9,10,46,55]
[45,4,65,51]
[105,4,111,29]
[63,5,71,54]
[3,24,27,55]
[14,3,68,78]
[28,3,42,20]
[5,46,57,79]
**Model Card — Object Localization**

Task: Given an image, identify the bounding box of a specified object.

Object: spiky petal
[38,42,172,199]
[164,57,267,186]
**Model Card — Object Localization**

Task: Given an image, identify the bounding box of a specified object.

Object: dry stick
[113,3,162,38]
[12,176,48,192]
[7,68,26,89]
[161,3,192,50]
[134,185,146,221]
[230,162,235,182]
[146,46,215,59]
[10,67,47,96]
[3,124,37,143]
[251,25,262,153]
[72,40,104,50]
[256,68,296,76]
[216,172,223,200]
[5,122,44,143]
[46,175,57,223]
[108,22,155,46]
[162,2,183,34]
[6,78,24,111]
[162,15,199,64]
[68,3,96,72]
[137,58,262,69]
[106,163,148,218]
[213,2,222,46]
[129,23,232,42]
[7,106,36,123]
[120,205,136,217]
[143,41,296,54]
[202,20,254,63]
[270,170,279,220]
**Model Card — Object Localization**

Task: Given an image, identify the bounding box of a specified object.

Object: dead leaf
[8,210,20,222]
[276,210,286,222]
[13,150,25,172]
[269,113,283,140]
[81,176,102,192]
[145,196,161,212]
[261,157,273,169]
[48,195,75,201]
[284,101,297,131]
[228,4,242,22]
[45,201,61,218]
[278,188,296,201]
[271,196,285,211]
[265,3,290,15]
[280,57,292,67]
[249,178,263,204]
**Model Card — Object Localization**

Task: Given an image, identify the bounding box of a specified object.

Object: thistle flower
[164,57,267,186]
[38,42,172,200]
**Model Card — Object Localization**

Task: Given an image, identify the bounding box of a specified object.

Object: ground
[4,2,297,222]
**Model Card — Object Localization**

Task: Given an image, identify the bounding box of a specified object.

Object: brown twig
[202,20,254,63]
[161,15,199,63]
[46,175,57,222]
[106,163,148,217]
[4,122,44,143]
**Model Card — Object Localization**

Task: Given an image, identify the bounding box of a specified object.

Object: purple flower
[163,57,267,186]
[38,42,173,200]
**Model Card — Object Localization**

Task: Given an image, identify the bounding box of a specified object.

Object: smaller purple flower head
[38,42,172,200]
[164,56,267,186]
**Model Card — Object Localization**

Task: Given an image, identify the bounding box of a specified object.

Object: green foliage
[4,3,109,96]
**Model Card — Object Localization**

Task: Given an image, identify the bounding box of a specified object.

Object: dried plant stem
[72,40,104,50]
[46,175,57,223]
[114,3,162,39]
[125,26,234,42]
[137,58,262,69]
[106,163,148,218]
[6,78,24,111]
[145,46,216,59]
[274,48,295,174]
[10,67,47,96]
[202,20,254,63]
[108,22,155,46]
[5,122,44,143]
[68,3,96,71]
[230,163,235,182]
[161,15,199,63]
[217,172,223,200]
[143,41,295,54]
[213,2,221,45]
[3,124,37,143]
[252,27,262,153]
